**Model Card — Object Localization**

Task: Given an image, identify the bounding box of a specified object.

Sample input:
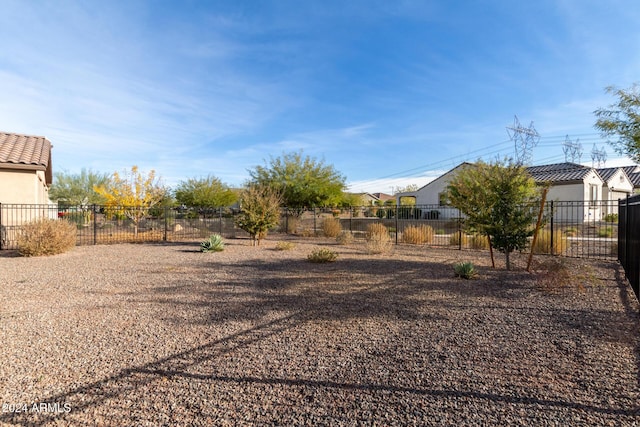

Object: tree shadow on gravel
[3,307,639,426]
[135,256,540,326]
[4,250,639,425]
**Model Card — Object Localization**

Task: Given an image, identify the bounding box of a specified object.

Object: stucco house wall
[0,133,54,239]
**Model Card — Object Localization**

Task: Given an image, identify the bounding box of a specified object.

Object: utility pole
[506,115,540,165]
[562,135,583,163]
[591,144,607,168]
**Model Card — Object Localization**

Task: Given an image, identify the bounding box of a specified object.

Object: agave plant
[200,234,225,252]
[454,261,477,279]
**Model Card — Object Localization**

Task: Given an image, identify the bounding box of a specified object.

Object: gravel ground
[0,237,639,426]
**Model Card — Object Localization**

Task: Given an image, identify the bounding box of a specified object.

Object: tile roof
[596,167,620,183]
[0,132,51,168]
[628,172,640,187]
[526,162,594,183]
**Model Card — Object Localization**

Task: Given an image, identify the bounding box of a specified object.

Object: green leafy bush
[597,227,613,238]
[603,213,618,223]
[454,262,477,279]
[17,218,77,257]
[307,248,338,263]
[401,225,434,244]
[200,234,225,252]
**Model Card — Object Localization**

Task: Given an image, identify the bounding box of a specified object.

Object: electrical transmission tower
[562,135,583,163]
[591,144,607,168]
[506,115,540,165]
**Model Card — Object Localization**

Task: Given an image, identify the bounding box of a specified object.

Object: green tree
[248,151,346,215]
[594,83,640,162]
[49,169,109,206]
[94,166,168,236]
[446,160,541,270]
[394,184,419,206]
[174,175,237,207]
[49,169,110,225]
[235,185,282,246]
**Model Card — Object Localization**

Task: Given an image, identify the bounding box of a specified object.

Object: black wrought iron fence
[619,195,640,301]
[0,201,622,260]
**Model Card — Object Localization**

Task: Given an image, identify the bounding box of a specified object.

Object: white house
[395,161,637,223]
[595,167,635,215]
[394,163,471,219]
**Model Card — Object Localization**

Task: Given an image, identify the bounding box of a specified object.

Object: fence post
[550,200,554,255]
[93,205,97,245]
[349,207,353,234]
[458,217,462,250]
[285,208,289,235]
[164,206,168,241]
[395,206,398,245]
[313,208,317,235]
[218,207,222,235]
[624,194,629,268]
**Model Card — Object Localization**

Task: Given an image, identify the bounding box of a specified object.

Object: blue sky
[1,1,639,194]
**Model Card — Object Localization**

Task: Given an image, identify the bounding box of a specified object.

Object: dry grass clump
[282,216,299,234]
[533,258,597,293]
[449,232,469,247]
[275,241,296,251]
[336,231,354,245]
[532,229,568,255]
[322,217,342,238]
[307,247,338,263]
[469,234,490,250]
[96,230,164,244]
[17,218,77,256]
[365,223,393,254]
[401,224,434,245]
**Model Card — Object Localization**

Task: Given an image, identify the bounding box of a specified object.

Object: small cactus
[454,262,477,279]
[201,234,224,252]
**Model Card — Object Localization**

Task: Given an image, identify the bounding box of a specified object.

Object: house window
[589,184,598,206]
[438,192,448,206]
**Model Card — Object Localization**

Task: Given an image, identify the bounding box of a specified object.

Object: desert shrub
[365,223,393,254]
[563,227,578,237]
[603,213,618,223]
[307,248,338,263]
[401,225,434,245]
[275,241,296,251]
[533,258,597,293]
[282,216,299,234]
[17,218,77,257]
[469,234,490,250]
[449,232,469,247]
[532,229,568,254]
[435,229,446,235]
[597,227,613,238]
[200,234,224,252]
[454,262,477,279]
[322,217,342,237]
[336,231,354,245]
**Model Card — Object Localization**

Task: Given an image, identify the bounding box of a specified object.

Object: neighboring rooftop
[525,162,594,183]
[0,131,53,184]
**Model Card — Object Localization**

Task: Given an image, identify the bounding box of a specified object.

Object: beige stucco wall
[0,169,53,229]
[0,169,51,204]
